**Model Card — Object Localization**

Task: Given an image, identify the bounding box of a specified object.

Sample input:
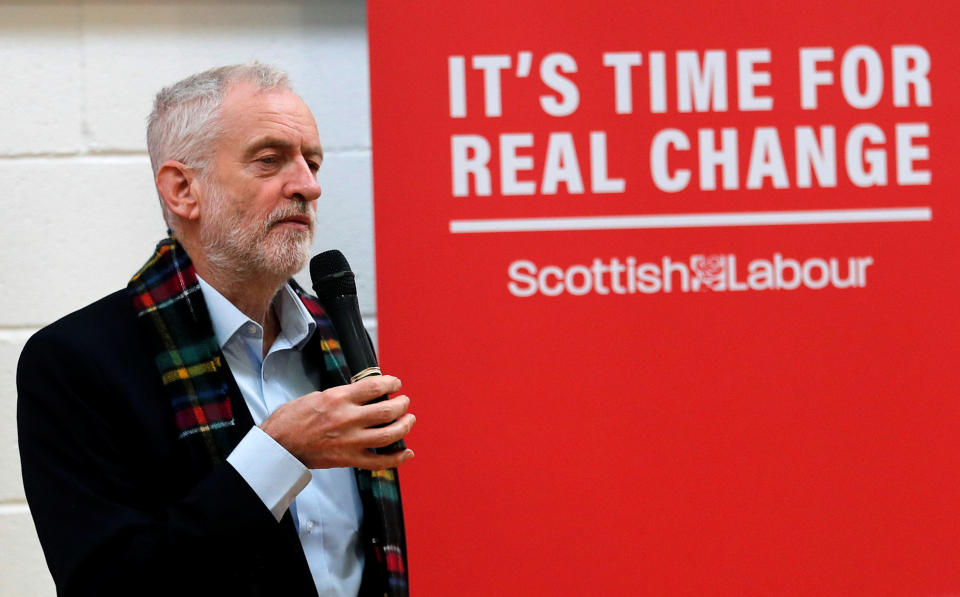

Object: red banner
[368,1,960,594]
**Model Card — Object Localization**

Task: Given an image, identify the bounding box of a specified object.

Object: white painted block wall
[0,2,375,594]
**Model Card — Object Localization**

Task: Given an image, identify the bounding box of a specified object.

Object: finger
[357,394,410,427]
[346,375,402,404]
[357,413,416,448]
[355,448,416,471]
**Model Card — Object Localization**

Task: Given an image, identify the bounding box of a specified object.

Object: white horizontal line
[449,208,932,233]
[0,503,30,515]
[0,148,371,161]
[323,147,372,157]
[0,328,39,343]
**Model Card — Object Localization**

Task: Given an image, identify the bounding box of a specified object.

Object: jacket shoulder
[16,288,152,409]
[20,289,137,359]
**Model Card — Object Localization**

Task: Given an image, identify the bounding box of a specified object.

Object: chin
[263,231,312,277]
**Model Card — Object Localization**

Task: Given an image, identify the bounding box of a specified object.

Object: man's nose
[284,158,322,202]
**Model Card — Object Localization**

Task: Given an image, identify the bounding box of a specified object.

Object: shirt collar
[274,282,316,350]
[196,275,316,350]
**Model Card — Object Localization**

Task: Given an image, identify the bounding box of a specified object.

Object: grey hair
[146,62,291,229]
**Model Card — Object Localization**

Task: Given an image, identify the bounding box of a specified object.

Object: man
[17,63,415,597]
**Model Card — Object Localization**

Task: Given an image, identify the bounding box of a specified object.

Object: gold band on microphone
[351,366,382,383]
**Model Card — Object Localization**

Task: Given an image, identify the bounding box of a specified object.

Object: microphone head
[310,250,357,301]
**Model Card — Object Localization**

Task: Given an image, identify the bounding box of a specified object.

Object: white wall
[0,2,374,594]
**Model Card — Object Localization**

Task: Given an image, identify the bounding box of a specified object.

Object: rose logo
[690,254,726,291]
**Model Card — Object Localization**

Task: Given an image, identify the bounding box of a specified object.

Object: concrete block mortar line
[0,502,30,515]
[79,0,90,151]
[323,147,372,156]
[2,320,375,343]
[0,328,39,343]
[0,148,367,160]
[0,318,370,340]
[0,151,148,161]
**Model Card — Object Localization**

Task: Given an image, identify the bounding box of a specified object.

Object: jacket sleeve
[16,324,303,596]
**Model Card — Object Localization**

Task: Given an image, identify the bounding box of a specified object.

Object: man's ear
[156,160,201,221]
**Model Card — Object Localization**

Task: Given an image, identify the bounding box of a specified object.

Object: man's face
[197,80,323,279]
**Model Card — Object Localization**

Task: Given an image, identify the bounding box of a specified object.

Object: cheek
[253,180,287,205]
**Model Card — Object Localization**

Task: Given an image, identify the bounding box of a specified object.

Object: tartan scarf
[128,236,408,597]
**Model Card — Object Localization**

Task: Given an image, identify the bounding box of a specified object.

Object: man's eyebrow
[307,145,324,163]
[244,136,324,162]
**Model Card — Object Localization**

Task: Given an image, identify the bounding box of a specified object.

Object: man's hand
[260,375,415,470]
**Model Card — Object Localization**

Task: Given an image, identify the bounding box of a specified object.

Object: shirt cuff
[226,426,311,522]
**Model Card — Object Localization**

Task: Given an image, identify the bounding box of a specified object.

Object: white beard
[198,179,314,280]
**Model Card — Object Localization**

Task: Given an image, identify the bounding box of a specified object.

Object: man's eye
[307,161,320,172]
[259,156,278,165]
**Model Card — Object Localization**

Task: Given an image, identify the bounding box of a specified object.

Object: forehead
[217,80,321,150]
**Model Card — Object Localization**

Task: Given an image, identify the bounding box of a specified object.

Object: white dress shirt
[197,276,365,597]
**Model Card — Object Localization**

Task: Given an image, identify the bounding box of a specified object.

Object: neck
[203,267,286,359]
[205,269,283,325]
[181,236,287,351]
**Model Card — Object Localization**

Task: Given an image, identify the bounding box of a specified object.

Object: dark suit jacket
[17,287,382,596]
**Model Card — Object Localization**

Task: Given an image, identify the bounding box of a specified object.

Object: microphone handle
[323,295,406,455]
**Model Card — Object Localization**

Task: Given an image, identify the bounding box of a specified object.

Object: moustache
[266,204,315,230]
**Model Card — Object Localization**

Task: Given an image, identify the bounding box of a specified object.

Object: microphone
[310,250,406,454]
